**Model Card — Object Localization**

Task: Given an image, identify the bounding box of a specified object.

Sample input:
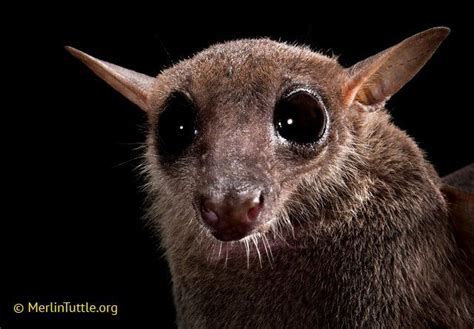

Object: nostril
[247,192,264,222]
[247,204,261,221]
[201,200,219,226]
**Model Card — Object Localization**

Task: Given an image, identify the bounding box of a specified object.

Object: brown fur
[69,30,474,328]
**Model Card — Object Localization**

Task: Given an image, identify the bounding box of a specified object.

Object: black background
[3,5,473,328]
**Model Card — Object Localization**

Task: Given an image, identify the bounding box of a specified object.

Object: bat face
[145,39,350,242]
[67,27,451,255]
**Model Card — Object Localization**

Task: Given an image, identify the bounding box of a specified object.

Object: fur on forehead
[148,38,344,112]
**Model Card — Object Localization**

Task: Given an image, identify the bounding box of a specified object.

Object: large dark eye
[157,92,197,156]
[274,89,327,144]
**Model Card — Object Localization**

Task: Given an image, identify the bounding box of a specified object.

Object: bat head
[67,27,450,255]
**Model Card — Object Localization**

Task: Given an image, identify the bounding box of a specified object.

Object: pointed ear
[342,27,450,109]
[66,46,155,111]
[441,185,474,257]
[441,164,474,255]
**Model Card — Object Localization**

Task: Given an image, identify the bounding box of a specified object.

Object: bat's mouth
[198,216,295,266]
[210,228,255,242]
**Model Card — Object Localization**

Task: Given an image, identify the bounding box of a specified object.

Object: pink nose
[200,191,264,241]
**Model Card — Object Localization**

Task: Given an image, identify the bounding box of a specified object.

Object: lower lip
[211,231,249,242]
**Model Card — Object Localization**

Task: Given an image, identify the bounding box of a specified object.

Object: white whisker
[245,239,250,269]
[262,234,275,266]
[218,241,223,259]
[224,244,229,268]
[252,235,262,268]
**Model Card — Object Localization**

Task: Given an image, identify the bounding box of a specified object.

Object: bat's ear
[441,185,474,257]
[342,27,450,109]
[66,46,155,112]
[442,163,474,257]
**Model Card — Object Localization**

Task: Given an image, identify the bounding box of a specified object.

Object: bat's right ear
[342,27,450,110]
[66,46,155,112]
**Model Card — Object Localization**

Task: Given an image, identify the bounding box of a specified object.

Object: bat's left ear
[342,27,450,110]
[441,185,474,256]
[66,46,155,112]
[441,163,474,256]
